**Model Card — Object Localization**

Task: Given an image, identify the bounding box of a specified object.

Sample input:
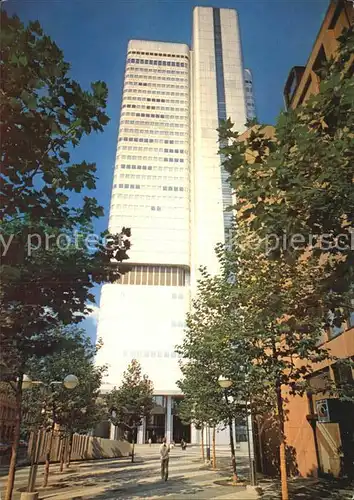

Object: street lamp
[218,376,232,389]
[238,366,257,488]
[22,374,80,500]
[22,375,33,390]
[218,375,238,483]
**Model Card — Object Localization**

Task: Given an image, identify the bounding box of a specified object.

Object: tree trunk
[212,427,216,470]
[59,437,66,473]
[276,384,289,500]
[256,416,265,474]
[200,426,205,461]
[66,432,74,468]
[228,417,238,483]
[131,427,136,463]
[5,375,23,500]
[42,429,54,487]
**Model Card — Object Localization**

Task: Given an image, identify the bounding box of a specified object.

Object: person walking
[159,437,170,481]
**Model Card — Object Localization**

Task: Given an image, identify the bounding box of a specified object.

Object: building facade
[260,0,354,478]
[96,6,253,445]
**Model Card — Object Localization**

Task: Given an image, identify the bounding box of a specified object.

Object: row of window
[125,81,188,89]
[117,183,185,192]
[119,137,186,145]
[126,75,187,83]
[172,320,185,328]
[122,350,181,359]
[119,146,186,154]
[120,128,186,138]
[119,264,187,286]
[124,88,188,96]
[119,174,185,181]
[126,68,187,77]
[120,120,187,128]
[127,58,188,68]
[117,164,186,172]
[118,155,185,163]
[122,104,188,112]
[111,205,186,214]
[124,96,187,104]
[128,50,188,59]
[111,193,186,201]
[121,112,187,120]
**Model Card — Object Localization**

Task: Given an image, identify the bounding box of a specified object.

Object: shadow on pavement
[81,474,206,499]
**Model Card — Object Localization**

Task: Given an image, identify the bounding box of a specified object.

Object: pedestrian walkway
[1,445,354,499]
[2,446,252,500]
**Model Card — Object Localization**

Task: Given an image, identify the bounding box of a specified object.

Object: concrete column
[137,417,146,444]
[109,422,116,440]
[191,423,200,444]
[166,396,173,443]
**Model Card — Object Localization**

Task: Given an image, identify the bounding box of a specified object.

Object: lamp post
[21,374,79,500]
[239,366,257,487]
[218,376,238,483]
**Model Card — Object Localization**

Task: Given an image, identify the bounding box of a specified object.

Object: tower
[96,7,253,446]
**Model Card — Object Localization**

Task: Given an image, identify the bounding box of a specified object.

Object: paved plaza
[1,445,354,499]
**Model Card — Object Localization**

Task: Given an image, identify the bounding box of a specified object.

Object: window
[297,76,312,106]
[332,362,354,386]
[313,45,327,80]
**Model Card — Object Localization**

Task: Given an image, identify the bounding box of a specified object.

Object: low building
[251,0,354,479]
[284,0,353,109]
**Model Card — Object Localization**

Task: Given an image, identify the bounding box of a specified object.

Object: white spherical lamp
[63,374,79,390]
[218,375,232,389]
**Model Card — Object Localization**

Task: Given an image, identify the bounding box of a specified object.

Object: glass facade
[213,8,233,238]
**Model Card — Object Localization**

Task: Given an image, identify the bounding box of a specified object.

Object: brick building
[260,0,354,479]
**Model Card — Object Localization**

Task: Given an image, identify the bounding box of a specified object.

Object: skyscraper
[96,6,254,445]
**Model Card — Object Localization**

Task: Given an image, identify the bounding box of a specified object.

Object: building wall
[262,1,354,478]
[285,0,353,109]
[191,6,247,283]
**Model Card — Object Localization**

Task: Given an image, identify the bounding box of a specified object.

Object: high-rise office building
[96,6,254,445]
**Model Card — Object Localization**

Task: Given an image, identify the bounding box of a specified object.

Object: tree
[215,29,354,499]
[1,10,109,224]
[177,266,249,483]
[107,360,154,462]
[218,26,354,323]
[0,11,131,499]
[21,326,106,484]
[178,229,344,497]
[177,363,224,469]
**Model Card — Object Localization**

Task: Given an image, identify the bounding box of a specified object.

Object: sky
[6,0,330,342]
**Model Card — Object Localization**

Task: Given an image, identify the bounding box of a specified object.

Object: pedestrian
[148,437,152,447]
[159,437,170,481]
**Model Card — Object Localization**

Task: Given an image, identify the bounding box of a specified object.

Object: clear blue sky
[7,0,330,341]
